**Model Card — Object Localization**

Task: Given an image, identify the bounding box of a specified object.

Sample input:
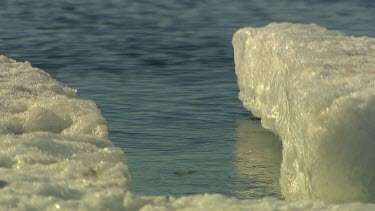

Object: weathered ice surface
[233,23,375,202]
[0,56,129,210]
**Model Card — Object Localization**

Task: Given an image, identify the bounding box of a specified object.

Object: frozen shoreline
[0,55,129,210]
[1,22,375,210]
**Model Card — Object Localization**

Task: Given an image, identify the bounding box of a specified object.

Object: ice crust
[233,23,375,202]
[0,56,129,210]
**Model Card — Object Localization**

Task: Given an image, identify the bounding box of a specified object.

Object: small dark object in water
[174,169,196,175]
[249,116,261,121]
[0,180,8,188]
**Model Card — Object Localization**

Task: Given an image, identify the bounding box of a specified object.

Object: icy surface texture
[0,56,129,210]
[123,193,375,211]
[233,23,375,202]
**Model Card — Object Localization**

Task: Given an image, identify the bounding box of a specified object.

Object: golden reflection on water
[233,118,283,199]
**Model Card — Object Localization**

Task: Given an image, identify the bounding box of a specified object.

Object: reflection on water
[233,118,283,199]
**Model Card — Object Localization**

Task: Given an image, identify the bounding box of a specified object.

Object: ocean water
[0,0,374,199]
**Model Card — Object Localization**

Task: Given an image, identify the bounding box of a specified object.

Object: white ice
[233,23,375,203]
[0,56,129,210]
[1,22,375,210]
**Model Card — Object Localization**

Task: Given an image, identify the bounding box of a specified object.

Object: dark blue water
[0,0,374,198]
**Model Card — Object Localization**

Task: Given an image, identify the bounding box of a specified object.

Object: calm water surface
[0,0,374,198]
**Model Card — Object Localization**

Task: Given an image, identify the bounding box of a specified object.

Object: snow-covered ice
[0,56,129,210]
[1,22,375,210]
[233,23,375,203]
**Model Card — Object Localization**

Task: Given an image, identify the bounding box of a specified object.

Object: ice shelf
[233,23,375,202]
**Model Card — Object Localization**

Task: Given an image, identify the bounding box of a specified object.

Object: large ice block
[233,23,375,202]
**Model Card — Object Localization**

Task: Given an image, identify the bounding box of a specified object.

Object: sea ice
[1,22,375,210]
[0,56,129,210]
[233,23,375,202]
